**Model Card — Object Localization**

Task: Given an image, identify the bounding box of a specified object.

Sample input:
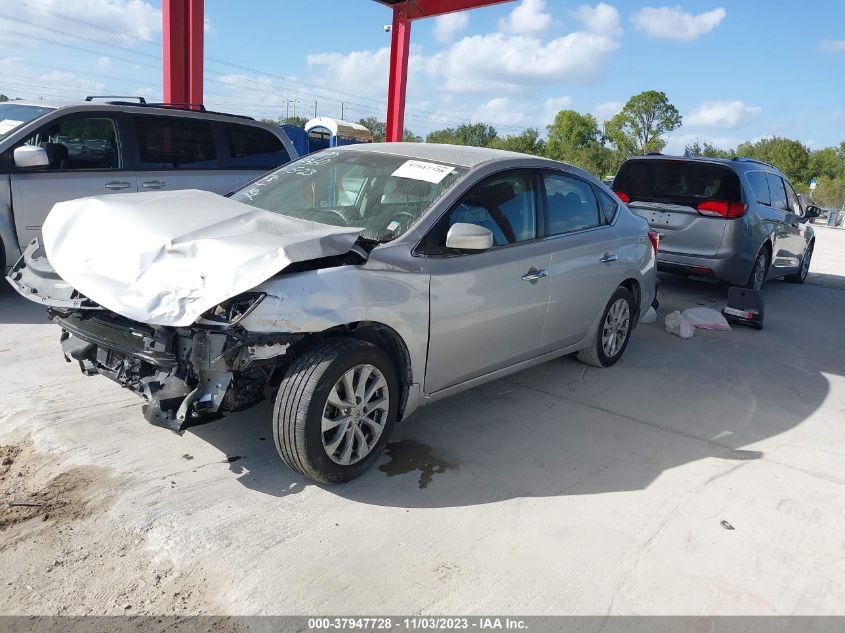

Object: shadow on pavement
[186,272,845,508]
[0,282,53,325]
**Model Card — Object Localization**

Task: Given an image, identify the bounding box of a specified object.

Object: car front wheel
[273,338,399,484]
[577,286,635,368]
[785,242,813,284]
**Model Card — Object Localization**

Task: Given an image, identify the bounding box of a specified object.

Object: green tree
[684,139,734,158]
[605,90,682,155]
[813,176,845,209]
[545,110,612,176]
[260,116,308,129]
[488,128,546,156]
[0,94,8,103]
[426,123,498,147]
[808,147,845,181]
[357,117,386,142]
[735,136,810,189]
[402,129,422,143]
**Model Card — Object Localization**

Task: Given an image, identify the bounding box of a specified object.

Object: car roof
[333,142,550,169]
[621,153,782,174]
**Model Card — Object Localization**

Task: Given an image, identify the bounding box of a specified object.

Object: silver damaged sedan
[8,143,657,483]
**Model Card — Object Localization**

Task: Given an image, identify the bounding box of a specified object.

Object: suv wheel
[577,286,635,368]
[746,248,770,290]
[785,242,813,284]
[273,338,399,484]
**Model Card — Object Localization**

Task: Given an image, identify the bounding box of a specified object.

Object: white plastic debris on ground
[681,307,732,331]
[42,189,363,327]
[665,311,695,339]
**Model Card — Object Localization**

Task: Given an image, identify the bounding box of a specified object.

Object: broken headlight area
[195,292,266,327]
[51,310,300,432]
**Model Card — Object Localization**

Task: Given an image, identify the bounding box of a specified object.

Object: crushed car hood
[42,189,363,327]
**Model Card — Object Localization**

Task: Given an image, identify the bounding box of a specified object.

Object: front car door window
[22,117,120,170]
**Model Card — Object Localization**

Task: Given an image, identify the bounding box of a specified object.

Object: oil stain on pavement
[378,440,457,489]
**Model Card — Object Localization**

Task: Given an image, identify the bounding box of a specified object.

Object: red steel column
[385,6,412,142]
[163,0,204,108]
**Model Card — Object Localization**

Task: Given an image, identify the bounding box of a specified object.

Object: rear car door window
[746,171,771,205]
[427,171,538,251]
[766,173,788,211]
[543,173,601,235]
[595,186,618,224]
[224,123,290,169]
[783,179,802,215]
[21,117,120,170]
[133,115,218,169]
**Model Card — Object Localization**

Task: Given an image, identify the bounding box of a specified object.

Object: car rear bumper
[657,249,752,286]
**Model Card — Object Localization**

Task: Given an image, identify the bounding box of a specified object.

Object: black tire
[273,338,399,484]
[785,241,813,284]
[577,286,635,368]
[745,247,770,290]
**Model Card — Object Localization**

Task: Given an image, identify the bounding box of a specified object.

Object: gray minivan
[0,98,298,272]
[612,155,820,289]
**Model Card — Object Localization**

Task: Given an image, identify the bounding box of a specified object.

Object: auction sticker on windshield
[392,160,454,184]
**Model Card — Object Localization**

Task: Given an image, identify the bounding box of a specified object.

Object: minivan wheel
[273,338,399,484]
[746,248,770,290]
[577,286,635,368]
[785,242,813,284]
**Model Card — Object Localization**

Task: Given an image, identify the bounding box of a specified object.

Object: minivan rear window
[223,123,290,169]
[614,160,741,206]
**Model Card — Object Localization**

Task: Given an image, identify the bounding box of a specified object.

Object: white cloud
[544,96,574,114]
[593,100,623,121]
[0,57,105,100]
[819,39,845,52]
[631,6,726,42]
[686,100,762,129]
[473,97,528,125]
[308,47,393,98]
[97,56,111,67]
[433,12,469,43]
[427,31,619,92]
[499,0,552,35]
[574,3,622,38]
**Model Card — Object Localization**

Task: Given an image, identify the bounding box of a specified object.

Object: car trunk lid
[613,159,743,257]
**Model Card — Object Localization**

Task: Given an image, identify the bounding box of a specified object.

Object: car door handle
[141,180,167,189]
[522,268,548,282]
[104,181,131,190]
[600,253,619,263]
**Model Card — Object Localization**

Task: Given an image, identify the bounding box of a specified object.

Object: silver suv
[0,97,298,273]
[612,156,820,289]
[9,143,656,483]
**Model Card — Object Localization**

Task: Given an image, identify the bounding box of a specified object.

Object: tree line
[264,92,845,209]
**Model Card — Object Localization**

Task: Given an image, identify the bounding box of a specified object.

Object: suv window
[783,178,802,215]
[746,171,771,205]
[427,171,537,251]
[22,117,119,170]
[133,115,218,169]
[224,123,290,169]
[766,173,788,211]
[614,159,741,206]
[543,172,602,234]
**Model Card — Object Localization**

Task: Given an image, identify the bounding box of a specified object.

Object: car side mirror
[445,223,494,251]
[804,205,822,219]
[13,145,49,169]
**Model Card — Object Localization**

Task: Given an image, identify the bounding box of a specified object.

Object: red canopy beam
[375,0,515,142]
[163,0,204,108]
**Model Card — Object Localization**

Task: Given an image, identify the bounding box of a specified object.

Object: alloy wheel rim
[801,246,812,279]
[321,364,389,466]
[601,298,630,358]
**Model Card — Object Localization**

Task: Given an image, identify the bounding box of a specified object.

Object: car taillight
[647,230,660,254]
[696,200,747,218]
[614,191,630,203]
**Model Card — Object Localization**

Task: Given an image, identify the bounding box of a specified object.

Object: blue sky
[1,0,844,153]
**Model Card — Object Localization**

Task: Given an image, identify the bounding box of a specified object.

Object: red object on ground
[163,0,204,109]
[375,1,515,141]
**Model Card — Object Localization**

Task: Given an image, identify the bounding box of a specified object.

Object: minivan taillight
[696,200,747,218]
[614,191,630,203]
[647,230,660,254]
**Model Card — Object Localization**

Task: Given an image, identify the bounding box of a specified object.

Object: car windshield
[230,150,467,243]
[614,159,741,206]
[0,103,54,141]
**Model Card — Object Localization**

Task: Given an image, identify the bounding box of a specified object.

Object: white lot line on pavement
[0,227,843,615]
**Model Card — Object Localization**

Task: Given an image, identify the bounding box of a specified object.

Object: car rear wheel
[785,242,813,284]
[577,286,635,368]
[273,338,399,484]
[746,248,770,290]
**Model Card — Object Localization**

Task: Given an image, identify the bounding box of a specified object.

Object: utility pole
[341,101,344,120]
[314,100,318,118]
